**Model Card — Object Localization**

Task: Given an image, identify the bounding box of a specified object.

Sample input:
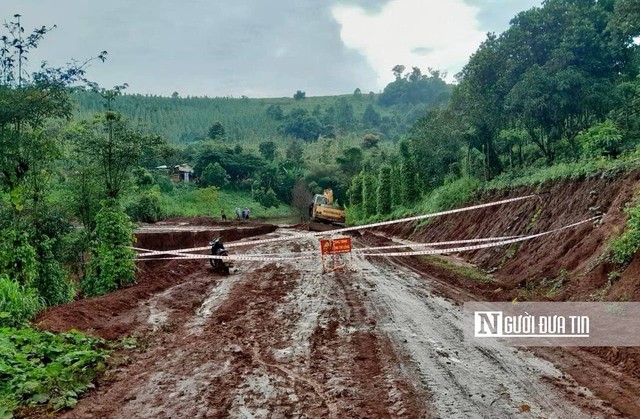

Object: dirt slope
[374,168,640,417]
[382,168,640,299]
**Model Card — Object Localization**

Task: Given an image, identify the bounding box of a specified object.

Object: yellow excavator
[308,189,346,231]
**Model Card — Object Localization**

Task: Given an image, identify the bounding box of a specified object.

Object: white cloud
[331,0,487,88]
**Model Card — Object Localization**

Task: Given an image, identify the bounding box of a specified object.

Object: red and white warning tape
[136,253,316,262]
[134,216,600,262]
[134,194,536,258]
[352,235,524,252]
[359,216,601,257]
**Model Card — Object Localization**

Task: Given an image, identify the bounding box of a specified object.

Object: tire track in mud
[56,225,615,418]
[60,229,428,418]
[217,234,428,418]
[352,250,617,418]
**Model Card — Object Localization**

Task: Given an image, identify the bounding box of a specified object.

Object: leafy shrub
[83,202,137,297]
[32,237,75,307]
[579,120,624,159]
[200,162,229,188]
[417,176,481,217]
[132,167,155,187]
[0,228,38,287]
[154,174,174,193]
[0,276,43,327]
[254,188,279,209]
[126,188,164,223]
[609,200,640,266]
[0,327,108,415]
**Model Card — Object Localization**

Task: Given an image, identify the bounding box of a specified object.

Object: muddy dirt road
[40,226,628,418]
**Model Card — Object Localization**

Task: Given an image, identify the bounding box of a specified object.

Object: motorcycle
[210,237,233,275]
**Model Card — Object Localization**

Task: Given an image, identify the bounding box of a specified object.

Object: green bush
[0,327,109,415]
[610,200,640,266]
[132,167,154,186]
[579,120,624,159]
[200,162,229,188]
[417,177,482,217]
[154,174,174,193]
[0,228,38,288]
[126,188,164,223]
[33,237,75,307]
[83,202,137,297]
[254,187,279,209]
[0,276,43,327]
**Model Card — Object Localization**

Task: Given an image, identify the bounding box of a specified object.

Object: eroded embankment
[382,168,640,300]
[36,221,277,339]
[134,221,277,251]
[374,168,640,417]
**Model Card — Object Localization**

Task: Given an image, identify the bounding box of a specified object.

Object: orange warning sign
[320,237,352,255]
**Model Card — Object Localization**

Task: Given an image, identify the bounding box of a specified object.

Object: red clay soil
[49,234,429,418]
[135,222,277,251]
[383,168,640,299]
[36,223,276,339]
[29,170,640,417]
[375,167,640,417]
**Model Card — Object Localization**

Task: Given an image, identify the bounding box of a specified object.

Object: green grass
[0,276,44,328]
[608,192,640,266]
[414,177,482,226]
[484,154,639,191]
[0,327,109,417]
[422,255,492,283]
[155,186,294,219]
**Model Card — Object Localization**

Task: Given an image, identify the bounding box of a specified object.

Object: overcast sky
[0,0,541,98]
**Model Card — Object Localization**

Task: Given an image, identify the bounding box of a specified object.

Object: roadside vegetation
[341,3,640,277]
[0,328,108,417]
[1,0,640,415]
[609,192,640,266]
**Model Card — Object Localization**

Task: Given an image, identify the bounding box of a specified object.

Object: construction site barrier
[134,194,536,258]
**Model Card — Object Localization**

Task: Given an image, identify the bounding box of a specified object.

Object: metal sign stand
[320,237,352,273]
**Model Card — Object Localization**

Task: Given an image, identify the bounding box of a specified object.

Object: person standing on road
[235,207,242,220]
[221,209,227,222]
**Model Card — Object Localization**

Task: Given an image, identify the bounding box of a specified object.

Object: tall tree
[398,140,418,205]
[376,165,392,215]
[259,141,277,160]
[70,111,163,199]
[208,121,226,140]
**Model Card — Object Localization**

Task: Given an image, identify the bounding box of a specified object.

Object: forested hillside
[72,70,451,144]
[348,0,640,222]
